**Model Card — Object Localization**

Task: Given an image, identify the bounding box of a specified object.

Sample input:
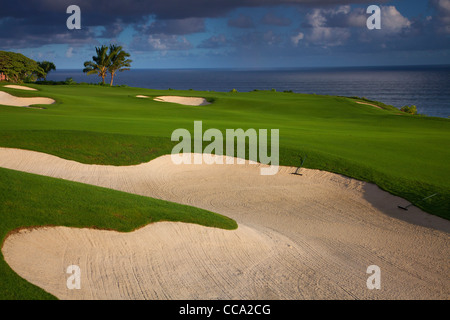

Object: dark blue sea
[47,65,450,118]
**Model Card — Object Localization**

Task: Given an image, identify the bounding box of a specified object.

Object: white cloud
[307,27,350,47]
[302,6,352,47]
[291,32,304,46]
[380,6,411,33]
[431,0,450,33]
[131,34,192,51]
[65,47,74,58]
[298,4,411,48]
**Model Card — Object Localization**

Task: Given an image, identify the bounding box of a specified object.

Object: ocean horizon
[47,65,450,118]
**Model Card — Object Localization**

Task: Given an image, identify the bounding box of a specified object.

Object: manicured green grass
[0,166,237,299]
[0,82,449,299]
[0,83,448,218]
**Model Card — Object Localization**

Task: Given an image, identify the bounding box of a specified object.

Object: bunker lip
[0,147,449,300]
[154,96,211,106]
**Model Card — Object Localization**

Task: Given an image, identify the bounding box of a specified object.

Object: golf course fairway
[0,83,449,299]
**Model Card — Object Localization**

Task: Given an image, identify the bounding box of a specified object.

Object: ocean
[47,65,450,118]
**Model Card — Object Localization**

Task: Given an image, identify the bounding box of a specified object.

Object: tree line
[0,51,55,83]
[1,45,132,86]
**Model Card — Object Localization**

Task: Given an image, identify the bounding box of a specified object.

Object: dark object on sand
[398,193,438,211]
[292,155,307,175]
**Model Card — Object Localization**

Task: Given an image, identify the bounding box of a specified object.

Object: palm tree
[108,45,132,86]
[37,61,56,80]
[83,45,111,84]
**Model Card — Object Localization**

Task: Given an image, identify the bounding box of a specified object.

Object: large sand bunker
[0,149,449,300]
[0,91,55,107]
[154,96,211,106]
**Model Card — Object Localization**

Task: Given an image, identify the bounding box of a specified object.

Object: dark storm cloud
[228,14,255,28]
[0,15,97,49]
[0,0,393,49]
[138,18,206,35]
[429,0,450,33]
[1,1,387,21]
[261,13,292,26]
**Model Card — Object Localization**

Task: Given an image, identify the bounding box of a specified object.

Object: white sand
[136,95,149,98]
[154,96,211,106]
[0,149,449,300]
[0,91,55,107]
[3,85,37,91]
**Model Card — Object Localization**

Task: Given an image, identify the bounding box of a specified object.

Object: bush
[400,105,418,115]
[230,88,238,93]
[65,77,77,85]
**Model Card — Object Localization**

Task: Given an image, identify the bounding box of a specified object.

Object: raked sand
[0,148,449,300]
[0,91,55,107]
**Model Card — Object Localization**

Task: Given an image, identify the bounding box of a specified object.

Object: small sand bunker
[3,85,37,91]
[0,91,55,108]
[154,96,211,106]
[356,101,383,110]
[136,95,149,98]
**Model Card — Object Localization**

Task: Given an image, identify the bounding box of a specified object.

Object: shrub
[230,88,238,93]
[65,77,77,85]
[400,105,418,115]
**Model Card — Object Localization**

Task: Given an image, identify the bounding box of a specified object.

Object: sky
[1,0,449,69]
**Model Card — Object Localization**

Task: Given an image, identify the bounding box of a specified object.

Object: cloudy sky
[1,0,449,69]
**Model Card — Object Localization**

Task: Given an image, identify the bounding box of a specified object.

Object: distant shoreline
[52,64,450,71]
[44,66,450,118]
